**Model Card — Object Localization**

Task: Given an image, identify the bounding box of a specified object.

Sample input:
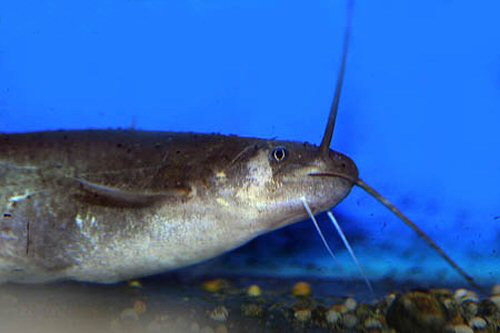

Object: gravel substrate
[0,276,498,333]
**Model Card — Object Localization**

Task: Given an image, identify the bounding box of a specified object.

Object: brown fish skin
[0,130,357,283]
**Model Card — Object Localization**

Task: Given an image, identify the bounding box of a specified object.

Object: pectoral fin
[74,178,190,208]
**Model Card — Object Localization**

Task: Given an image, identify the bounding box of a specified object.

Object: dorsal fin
[320,0,354,155]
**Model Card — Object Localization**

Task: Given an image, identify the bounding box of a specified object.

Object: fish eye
[271,146,288,162]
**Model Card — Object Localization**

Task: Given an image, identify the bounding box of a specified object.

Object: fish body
[0,1,477,288]
[0,130,356,283]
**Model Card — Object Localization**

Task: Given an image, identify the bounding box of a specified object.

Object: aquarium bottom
[0,274,498,333]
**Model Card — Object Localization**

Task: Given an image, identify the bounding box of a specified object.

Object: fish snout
[329,151,359,181]
[310,150,359,182]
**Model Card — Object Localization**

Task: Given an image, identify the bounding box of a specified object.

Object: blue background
[0,0,498,286]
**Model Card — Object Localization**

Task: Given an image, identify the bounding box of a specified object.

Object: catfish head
[220,139,358,233]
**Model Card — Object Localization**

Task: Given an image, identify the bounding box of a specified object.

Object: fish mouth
[307,171,358,184]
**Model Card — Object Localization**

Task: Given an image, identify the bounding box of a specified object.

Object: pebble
[241,303,264,317]
[343,313,359,329]
[332,304,349,314]
[386,291,447,333]
[134,300,147,315]
[294,309,312,322]
[292,282,312,297]
[468,317,487,329]
[462,294,479,304]
[203,279,228,293]
[355,304,372,318]
[450,324,474,333]
[209,305,229,322]
[490,295,500,310]
[128,280,143,288]
[385,293,397,307]
[442,297,455,310]
[454,289,479,303]
[364,317,383,329]
[247,284,262,297]
[325,309,341,325]
[462,301,478,319]
[454,289,468,300]
[344,297,357,311]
